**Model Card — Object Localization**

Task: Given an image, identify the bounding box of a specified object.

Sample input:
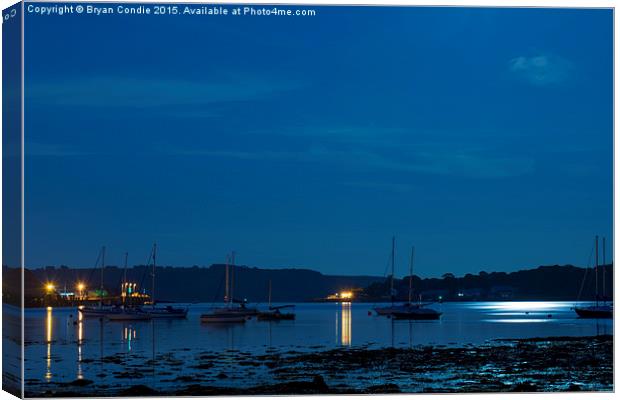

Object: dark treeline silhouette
[6,263,613,306]
[365,264,614,302]
[19,264,382,304]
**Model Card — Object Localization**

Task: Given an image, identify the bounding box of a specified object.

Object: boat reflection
[77,310,83,379]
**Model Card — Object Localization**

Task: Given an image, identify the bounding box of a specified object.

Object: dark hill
[366,264,613,301]
[21,263,614,303]
[26,264,383,303]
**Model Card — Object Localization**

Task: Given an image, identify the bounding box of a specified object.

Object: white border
[0,1,616,400]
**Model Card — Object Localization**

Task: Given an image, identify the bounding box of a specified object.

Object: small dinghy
[258,305,296,321]
[257,280,296,321]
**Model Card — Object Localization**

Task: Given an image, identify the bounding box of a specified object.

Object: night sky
[24,6,613,277]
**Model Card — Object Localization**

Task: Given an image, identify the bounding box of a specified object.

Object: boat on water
[139,243,189,319]
[257,306,295,321]
[574,304,613,319]
[257,280,296,321]
[212,301,259,316]
[144,305,188,318]
[79,306,117,318]
[574,236,613,319]
[392,307,442,320]
[200,312,247,323]
[374,239,442,320]
[106,307,152,321]
[79,246,117,318]
[388,245,441,320]
[81,304,153,321]
[374,237,401,315]
[201,252,256,322]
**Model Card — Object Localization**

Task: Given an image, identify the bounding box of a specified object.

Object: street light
[45,283,55,293]
[76,282,85,300]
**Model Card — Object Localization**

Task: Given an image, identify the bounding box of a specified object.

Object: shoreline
[26,334,613,397]
[14,299,608,310]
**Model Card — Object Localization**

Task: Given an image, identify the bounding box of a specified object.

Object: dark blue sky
[24,6,612,277]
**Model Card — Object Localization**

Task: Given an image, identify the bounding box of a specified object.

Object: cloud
[508,54,573,86]
[25,142,94,157]
[175,140,535,179]
[26,75,303,108]
[342,181,414,193]
[228,126,535,179]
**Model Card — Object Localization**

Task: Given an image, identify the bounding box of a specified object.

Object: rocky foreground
[32,335,613,396]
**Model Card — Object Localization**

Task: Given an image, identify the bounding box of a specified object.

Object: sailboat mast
[225,254,230,304]
[602,237,606,302]
[409,246,414,304]
[595,235,599,306]
[123,252,128,304]
[391,236,395,304]
[123,252,128,284]
[152,243,157,307]
[230,251,235,304]
[268,279,272,308]
[100,246,105,308]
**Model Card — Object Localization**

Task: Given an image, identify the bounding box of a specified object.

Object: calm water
[21,301,612,394]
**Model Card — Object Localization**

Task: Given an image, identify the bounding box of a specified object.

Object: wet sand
[28,334,612,396]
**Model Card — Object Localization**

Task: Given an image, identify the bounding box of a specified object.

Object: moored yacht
[374,240,441,320]
[139,243,189,319]
[201,251,256,322]
[574,236,613,319]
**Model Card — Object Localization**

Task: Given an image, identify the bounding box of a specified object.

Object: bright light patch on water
[484,319,551,324]
[488,312,550,316]
[470,301,569,311]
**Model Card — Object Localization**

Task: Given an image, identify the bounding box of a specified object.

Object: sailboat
[211,252,258,316]
[575,236,613,319]
[80,247,154,321]
[388,246,441,320]
[140,243,188,319]
[257,280,295,321]
[374,240,441,320]
[374,237,401,316]
[80,246,118,318]
[201,252,254,323]
[106,307,152,321]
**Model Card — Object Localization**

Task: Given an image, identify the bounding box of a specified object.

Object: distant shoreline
[12,299,604,310]
[5,263,613,306]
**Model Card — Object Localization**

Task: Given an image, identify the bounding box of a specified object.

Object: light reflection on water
[469,301,569,311]
[26,301,612,392]
[484,319,551,324]
[45,307,52,382]
[337,302,352,346]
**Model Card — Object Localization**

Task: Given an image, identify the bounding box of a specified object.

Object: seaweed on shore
[26,335,613,397]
